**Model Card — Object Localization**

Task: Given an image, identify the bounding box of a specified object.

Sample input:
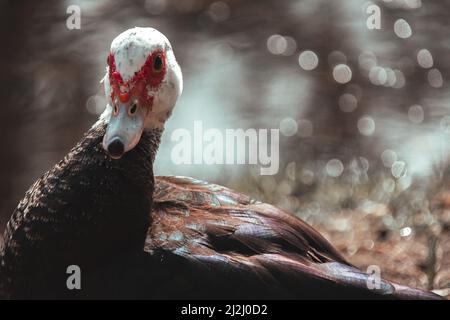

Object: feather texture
[0,122,159,298]
[140,176,441,299]
[0,124,441,299]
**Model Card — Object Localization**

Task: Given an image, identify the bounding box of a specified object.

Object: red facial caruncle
[107,50,167,110]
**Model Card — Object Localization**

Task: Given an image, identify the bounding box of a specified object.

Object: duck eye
[113,104,119,115]
[129,103,138,115]
[153,54,163,72]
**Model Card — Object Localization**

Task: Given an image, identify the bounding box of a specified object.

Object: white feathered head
[100,27,183,159]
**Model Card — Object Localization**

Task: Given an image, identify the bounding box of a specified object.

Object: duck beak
[102,102,147,159]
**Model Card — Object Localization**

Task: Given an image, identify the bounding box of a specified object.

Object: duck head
[100,27,183,159]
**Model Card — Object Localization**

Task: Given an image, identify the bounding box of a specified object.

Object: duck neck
[80,120,162,199]
[0,121,163,298]
[86,121,163,251]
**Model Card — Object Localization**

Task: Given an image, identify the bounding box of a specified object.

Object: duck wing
[142,176,440,299]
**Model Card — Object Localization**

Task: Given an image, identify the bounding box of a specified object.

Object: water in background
[0,0,449,230]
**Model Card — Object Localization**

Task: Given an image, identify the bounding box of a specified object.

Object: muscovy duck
[0,27,441,299]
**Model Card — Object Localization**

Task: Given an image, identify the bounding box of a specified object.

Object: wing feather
[143,176,441,299]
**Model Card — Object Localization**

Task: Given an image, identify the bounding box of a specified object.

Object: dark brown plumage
[0,120,441,299]
[0,122,159,298]
[141,176,440,299]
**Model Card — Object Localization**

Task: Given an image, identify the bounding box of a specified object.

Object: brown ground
[314,206,450,299]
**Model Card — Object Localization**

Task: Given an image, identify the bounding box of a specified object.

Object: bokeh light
[394,18,413,39]
[357,116,376,136]
[427,68,443,88]
[417,49,433,69]
[408,105,424,124]
[208,1,231,23]
[333,64,352,84]
[280,117,298,137]
[338,93,358,113]
[298,50,319,70]
[326,159,344,177]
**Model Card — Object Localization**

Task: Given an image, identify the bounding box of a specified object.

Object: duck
[0,27,441,299]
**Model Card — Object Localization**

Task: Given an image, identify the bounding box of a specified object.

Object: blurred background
[0,0,449,295]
